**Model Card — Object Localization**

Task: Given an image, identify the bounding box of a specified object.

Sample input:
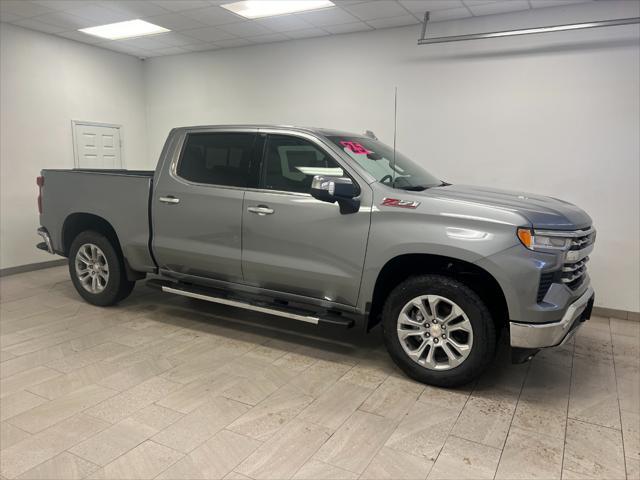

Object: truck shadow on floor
[117,283,528,390]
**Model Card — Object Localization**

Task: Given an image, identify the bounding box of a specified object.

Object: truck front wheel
[382,274,496,387]
[68,231,135,306]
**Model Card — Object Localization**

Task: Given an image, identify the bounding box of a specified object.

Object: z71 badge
[381,198,421,209]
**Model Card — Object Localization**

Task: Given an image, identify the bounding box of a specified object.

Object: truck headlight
[517,228,572,252]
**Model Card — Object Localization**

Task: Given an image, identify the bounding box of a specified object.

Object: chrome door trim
[166,127,369,195]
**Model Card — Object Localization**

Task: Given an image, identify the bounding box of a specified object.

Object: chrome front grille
[568,228,596,251]
[536,227,595,303]
[562,256,589,289]
[562,227,595,290]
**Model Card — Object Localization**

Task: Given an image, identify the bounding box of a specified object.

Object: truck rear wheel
[68,231,135,306]
[382,274,496,387]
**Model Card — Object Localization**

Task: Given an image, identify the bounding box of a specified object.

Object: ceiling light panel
[221,1,335,20]
[79,19,170,40]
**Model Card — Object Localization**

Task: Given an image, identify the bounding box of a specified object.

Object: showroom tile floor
[0,266,638,480]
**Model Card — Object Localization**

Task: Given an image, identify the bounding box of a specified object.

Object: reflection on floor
[0,266,638,480]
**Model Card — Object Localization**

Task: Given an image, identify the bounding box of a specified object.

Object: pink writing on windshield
[340,141,371,155]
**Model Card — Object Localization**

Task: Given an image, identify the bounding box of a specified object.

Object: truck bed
[40,169,156,273]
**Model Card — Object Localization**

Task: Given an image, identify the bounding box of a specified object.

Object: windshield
[327,136,442,190]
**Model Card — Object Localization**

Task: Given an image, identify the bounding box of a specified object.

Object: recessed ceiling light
[221,0,335,19]
[79,19,170,40]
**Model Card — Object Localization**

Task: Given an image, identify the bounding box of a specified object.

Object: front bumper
[510,285,594,349]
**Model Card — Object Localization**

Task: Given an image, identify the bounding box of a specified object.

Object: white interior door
[73,122,122,169]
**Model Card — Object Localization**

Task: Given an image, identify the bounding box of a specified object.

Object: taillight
[36,176,44,214]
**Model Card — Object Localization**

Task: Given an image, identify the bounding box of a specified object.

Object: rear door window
[177,132,259,188]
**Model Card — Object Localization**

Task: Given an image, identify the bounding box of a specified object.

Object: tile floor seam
[39,363,74,375]
[18,388,51,402]
[422,380,478,478]
[1,320,83,349]
[290,367,362,429]
[74,402,188,463]
[17,448,103,479]
[150,400,185,417]
[37,342,133,375]
[491,360,531,480]
[360,446,433,480]
[22,373,80,398]
[560,336,577,477]
[446,433,503,453]
[287,382,381,478]
[334,415,405,478]
[64,419,150,466]
[565,414,624,431]
[68,451,102,472]
[46,280,72,294]
[0,292,49,305]
[0,419,31,436]
[96,435,173,472]
[1,304,81,329]
[132,439,187,479]
[219,393,260,409]
[0,419,112,478]
[3,334,78,358]
[609,323,629,480]
[152,398,258,456]
[4,385,121,433]
[218,428,267,473]
[565,416,629,434]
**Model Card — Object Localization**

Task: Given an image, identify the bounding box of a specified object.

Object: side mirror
[310,175,360,214]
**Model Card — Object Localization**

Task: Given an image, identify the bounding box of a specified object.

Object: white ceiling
[0,0,592,58]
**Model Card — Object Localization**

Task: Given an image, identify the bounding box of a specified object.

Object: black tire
[382,274,496,387]
[68,231,135,306]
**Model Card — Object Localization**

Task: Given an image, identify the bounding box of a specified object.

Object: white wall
[144,1,639,312]
[0,23,147,270]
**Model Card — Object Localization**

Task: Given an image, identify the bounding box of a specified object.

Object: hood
[423,184,592,230]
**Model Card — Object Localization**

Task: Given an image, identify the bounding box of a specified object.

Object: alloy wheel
[75,243,109,294]
[397,294,474,370]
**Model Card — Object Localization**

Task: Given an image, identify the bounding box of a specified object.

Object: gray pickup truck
[36,125,595,386]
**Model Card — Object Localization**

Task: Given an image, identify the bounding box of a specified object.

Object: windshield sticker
[340,141,371,155]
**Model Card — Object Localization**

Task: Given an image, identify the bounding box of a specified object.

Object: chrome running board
[162,285,321,324]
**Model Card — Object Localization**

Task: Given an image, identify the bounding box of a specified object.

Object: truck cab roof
[171,124,365,140]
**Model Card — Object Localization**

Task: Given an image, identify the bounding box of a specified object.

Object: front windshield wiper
[395,181,451,191]
[396,185,430,191]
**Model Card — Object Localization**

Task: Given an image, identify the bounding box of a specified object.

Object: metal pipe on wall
[417,15,640,45]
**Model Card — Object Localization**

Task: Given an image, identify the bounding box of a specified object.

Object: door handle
[159,196,180,204]
[247,205,274,215]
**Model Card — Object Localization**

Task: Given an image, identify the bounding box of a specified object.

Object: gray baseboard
[0,259,67,277]
[593,306,640,322]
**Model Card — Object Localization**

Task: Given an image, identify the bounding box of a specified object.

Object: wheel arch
[366,253,509,333]
[62,212,143,281]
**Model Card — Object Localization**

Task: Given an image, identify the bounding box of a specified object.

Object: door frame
[71,120,124,169]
